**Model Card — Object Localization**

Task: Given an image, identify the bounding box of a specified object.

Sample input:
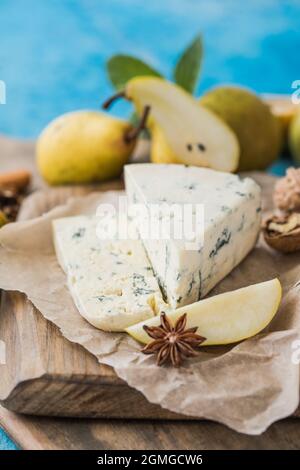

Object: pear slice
[126,279,282,346]
[125,77,240,172]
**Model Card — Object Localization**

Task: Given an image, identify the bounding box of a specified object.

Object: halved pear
[125,77,240,172]
[126,279,282,346]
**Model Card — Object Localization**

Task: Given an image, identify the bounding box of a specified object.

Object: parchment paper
[0,173,299,435]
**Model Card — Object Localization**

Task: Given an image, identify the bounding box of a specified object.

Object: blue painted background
[0,0,299,139]
[0,0,298,449]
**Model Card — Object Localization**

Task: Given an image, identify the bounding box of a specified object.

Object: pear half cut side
[126,278,282,346]
[126,77,240,172]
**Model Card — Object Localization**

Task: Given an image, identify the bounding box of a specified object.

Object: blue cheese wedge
[53,215,168,331]
[125,163,262,309]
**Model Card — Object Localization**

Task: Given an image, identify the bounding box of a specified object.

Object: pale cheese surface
[125,164,262,308]
[53,215,168,331]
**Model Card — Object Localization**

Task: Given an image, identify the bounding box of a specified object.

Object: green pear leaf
[106,55,162,90]
[173,35,203,94]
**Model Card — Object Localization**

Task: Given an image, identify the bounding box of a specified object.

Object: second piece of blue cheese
[53,215,168,331]
[125,163,262,309]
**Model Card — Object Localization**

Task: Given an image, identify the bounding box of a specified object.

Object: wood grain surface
[1,406,300,450]
[0,291,183,420]
[0,135,300,450]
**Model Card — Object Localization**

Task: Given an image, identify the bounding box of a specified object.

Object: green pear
[200,86,283,171]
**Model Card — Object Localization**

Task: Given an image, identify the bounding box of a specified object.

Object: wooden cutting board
[0,291,185,419]
[1,292,299,450]
[1,135,300,450]
[1,404,300,450]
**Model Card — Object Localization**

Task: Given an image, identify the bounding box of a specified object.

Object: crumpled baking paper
[0,173,299,435]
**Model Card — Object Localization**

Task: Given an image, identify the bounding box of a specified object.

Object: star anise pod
[141,313,206,367]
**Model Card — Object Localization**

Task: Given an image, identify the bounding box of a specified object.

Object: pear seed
[198,143,206,152]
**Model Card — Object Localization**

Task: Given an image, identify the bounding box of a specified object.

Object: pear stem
[102,91,127,110]
[124,105,151,143]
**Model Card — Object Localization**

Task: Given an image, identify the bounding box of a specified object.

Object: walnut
[263,213,300,253]
[274,167,300,212]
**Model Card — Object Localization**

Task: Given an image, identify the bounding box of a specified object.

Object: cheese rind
[53,215,168,331]
[125,164,261,309]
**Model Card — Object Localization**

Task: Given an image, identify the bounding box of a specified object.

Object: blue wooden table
[0,429,18,450]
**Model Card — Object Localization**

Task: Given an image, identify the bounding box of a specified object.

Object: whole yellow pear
[37,111,136,185]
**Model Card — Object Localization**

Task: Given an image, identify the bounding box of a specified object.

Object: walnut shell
[263,213,300,253]
[274,167,300,212]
